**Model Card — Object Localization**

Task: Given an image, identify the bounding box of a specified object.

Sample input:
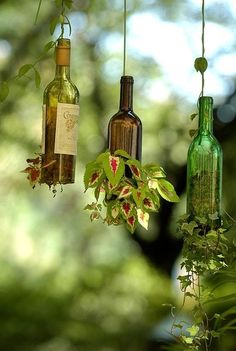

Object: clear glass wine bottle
[40,38,80,186]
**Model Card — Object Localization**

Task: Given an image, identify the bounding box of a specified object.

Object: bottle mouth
[57,38,71,49]
[198,96,213,104]
[120,75,134,84]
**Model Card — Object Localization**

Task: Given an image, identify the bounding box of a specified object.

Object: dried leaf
[137,209,149,230]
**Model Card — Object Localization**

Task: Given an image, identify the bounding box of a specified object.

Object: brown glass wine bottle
[108,75,142,161]
[40,38,80,186]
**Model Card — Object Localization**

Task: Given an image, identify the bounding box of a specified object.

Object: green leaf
[189,129,198,138]
[102,154,125,187]
[114,149,131,159]
[190,113,198,121]
[84,162,103,190]
[184,292,195,299]
[126,159,142,179]
[181,336,193,345]
[186,325,199,337]
[0,82,9,102]
[210,330,221,338]
[126,214,137,233]
[50,16,60,35]
[173,323,183,329]
[149,189,160,210]
[209,212,219,220]
[194,57,208,73]
[118,185,132,199]
[55,0,62,7]
[44,41,55,52]
[142,197,156,212]
[177,275,192,290]
[64,0,73,8]
[206,293,236,305]
[34,68,41,88]
[96,151,109,164]
[120,200,133,219]
[181,221,197,235]
[144,164,166,178]
[18,64,33,77]
[132,187,145,207]
[156,179,179,202]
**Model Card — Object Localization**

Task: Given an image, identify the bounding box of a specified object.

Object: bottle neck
[55,38,71,80]
[55,65,70,79]
[198,96,213,134]
[119,76,134,111]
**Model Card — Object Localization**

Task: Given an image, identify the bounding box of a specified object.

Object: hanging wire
[201,0,205,96]
[123,0,127,76]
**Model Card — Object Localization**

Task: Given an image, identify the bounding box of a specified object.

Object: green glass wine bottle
[108,75,142,161]
[40,38,80,186]
[186,96,223,227]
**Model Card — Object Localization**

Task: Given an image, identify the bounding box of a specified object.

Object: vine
[0,0,73,103]
[194,0,208,97]
[166,216,233,351]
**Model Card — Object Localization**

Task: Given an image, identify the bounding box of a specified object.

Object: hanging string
[123,0,127,76]
[201,0,205,96]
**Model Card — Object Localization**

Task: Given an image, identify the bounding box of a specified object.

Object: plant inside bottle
[40,38,80,186]
[186,96,222,227]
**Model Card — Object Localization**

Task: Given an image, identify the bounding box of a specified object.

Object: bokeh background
[0,0,236,350]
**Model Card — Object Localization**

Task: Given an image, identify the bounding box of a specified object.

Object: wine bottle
[40,38,80,186]
[108,75,142,161]
[186,96,223,227]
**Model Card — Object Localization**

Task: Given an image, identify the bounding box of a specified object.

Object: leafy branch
[0,0,73,103]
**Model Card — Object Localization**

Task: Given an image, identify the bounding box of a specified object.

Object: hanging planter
[84,149,179,233]
[83,0,180,231]
[186,96,223,228]
[22,1,79,193]
[40,37,80,187]
[169,2,232,350]
[108,75,142,161]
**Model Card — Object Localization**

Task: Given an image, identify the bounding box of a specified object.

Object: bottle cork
[55,38,71,66]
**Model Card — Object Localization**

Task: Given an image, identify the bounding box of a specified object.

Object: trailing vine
[169,217,230,350]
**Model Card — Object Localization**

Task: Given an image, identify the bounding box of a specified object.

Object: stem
[123,0,127,76]
[201,0,205,96]
[60,0,65,38]
[35,0,43,24]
